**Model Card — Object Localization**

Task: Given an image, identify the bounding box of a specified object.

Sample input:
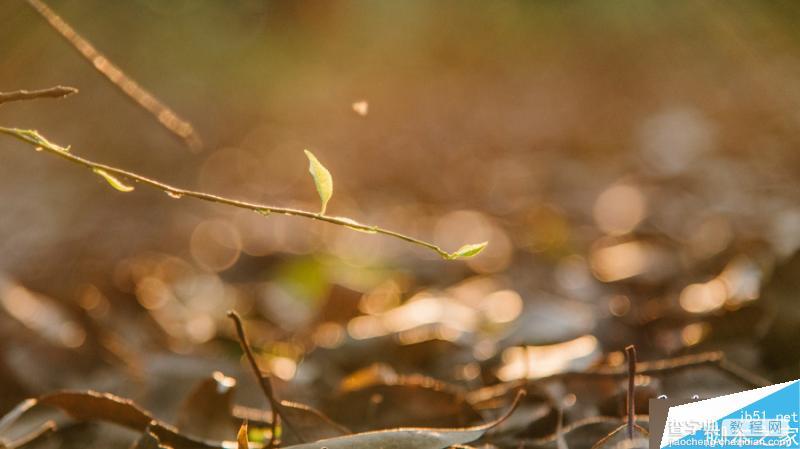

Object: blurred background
[2,0,800,446]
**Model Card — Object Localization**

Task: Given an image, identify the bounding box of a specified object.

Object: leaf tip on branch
[53,85,79,98]
[0,85,78,104]
[446,241,488,260]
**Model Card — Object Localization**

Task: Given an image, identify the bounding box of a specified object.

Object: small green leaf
[447,241,488,260]
[93,168,134,192]
[304,149,333,215]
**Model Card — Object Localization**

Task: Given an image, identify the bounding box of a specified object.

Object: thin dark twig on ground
[625,345,637,440]
[25,0,202,150]
[228,311,305,448]
[227,311,281,448]
[0,86,77,105]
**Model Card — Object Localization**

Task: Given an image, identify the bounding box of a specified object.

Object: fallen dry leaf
[282,390,524,449]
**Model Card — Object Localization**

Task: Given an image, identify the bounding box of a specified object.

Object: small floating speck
[352,100,368,116]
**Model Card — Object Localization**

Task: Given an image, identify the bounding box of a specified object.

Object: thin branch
[25,0,202,150]
[0,86,77,105]
[0,126,460,259]
[227,311,280,448]
[227,311,300,448]
[624,345,636,441]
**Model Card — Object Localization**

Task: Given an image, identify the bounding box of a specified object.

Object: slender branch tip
[0,86,78,105]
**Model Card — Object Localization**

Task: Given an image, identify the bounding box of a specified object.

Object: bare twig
[590,423,648,449]
[25,0,202,150]
[227,311,298,448]
[0,126,466,259]
[624,345,636,440]
[0,86,77,105]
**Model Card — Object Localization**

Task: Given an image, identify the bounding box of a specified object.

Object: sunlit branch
[25,0,202,150]
[0,126,469,259]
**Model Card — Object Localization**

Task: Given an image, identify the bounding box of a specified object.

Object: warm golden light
[313,321,346,348]
[190,219,243,272]
[679,279,727,314]
[497,335,599,380]
[681,322,709,346]
[482,289,524,323]
[591,240,650,282]
[593,183,647,236]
